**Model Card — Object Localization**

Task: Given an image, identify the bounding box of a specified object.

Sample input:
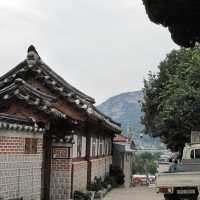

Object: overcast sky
[0,0,178,104]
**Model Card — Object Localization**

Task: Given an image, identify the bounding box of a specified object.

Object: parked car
[156,143,200,200]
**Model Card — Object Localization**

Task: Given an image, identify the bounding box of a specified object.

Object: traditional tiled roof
[0,113,45,133]
[113,134,129,142]
[113,134,136,152]
[0,45,121,132]
[0,46,95,104]
[0,78,66,119]
[87,107,121,132]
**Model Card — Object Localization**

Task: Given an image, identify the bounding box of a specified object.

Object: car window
[195,149,200,159]
[191,149,195,159]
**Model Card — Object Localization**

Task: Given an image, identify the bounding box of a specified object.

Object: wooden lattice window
[25,138,38,154]
[105,139,108,155]
[92,137,96,157]
[77,135,82,157]
[108,139,112,155]
[99,137,103,156]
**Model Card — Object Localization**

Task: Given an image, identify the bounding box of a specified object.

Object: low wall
[72,161,88,194]
[0,132,43,200]
[0,154,43,200]
[50,147,72,200]
[90,156,112,182]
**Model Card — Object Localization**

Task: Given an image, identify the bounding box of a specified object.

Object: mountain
[98,91,163,148]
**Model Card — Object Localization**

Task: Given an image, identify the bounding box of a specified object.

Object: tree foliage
[142,0,200,47]
[141,46,200,152]
[132,152,159,175]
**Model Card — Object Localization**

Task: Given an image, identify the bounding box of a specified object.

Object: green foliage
[103,176,117,188]
[87,175,117,192]
[142,0,200,47]
[87,177,103,192]
[141,46,200,152]
[87,166,125,192]
[148,160,157,175]
[74,191,91,200]
[132,152,159,175]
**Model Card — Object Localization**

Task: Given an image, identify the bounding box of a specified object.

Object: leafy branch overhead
[141,46,200,152]
[142,0,200,47]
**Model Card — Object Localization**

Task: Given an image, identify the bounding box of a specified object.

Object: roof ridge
[39,60,95,103]
[0,46,95,104]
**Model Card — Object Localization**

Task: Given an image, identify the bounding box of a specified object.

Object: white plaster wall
[82,136,86,157]
[72,135,86,158]
[90,137,111,157]
[90,137,98,157]
[72,135,77,158]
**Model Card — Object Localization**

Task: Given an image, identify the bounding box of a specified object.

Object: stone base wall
[123,155,132,187]
[50,158,72,200]
[0,154,43,200]
[0,131,43,200]
[90,156,112,182]
[72,161,88,194]
[50,170,71,200]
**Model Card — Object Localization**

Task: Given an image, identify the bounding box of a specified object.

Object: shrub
[87,177,103,192]
[110,165,125,185]
[74,191,91,200]
[103,176,117,188]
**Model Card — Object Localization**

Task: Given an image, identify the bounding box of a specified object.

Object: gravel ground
[104,186,163,200]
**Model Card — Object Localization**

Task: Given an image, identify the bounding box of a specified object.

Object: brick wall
[50,147,72,200]
[89,156,112,182]
[72,161,88,194]
[0,130,43,200]
[0,136,43,154]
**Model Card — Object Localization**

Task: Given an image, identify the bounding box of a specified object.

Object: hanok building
[113,134,136,187]
[0,46,121,200]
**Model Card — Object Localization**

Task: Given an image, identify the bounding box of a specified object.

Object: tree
[132,152,159,175]
[142,0,200,47]
[141,46,200,153]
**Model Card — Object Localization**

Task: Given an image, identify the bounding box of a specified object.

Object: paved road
[104,186,163,200]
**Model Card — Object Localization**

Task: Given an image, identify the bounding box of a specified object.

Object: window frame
[92,137,96,157]
[25,138,38,154]
[77,135,82,157]
[195,149,200,159]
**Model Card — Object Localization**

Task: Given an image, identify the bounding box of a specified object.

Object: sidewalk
[103,186,163,200]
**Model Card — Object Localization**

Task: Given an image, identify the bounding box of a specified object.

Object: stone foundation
[50,169,71,200]
[50,146,72,200]
[0,131,43,200]
[72,161,88,194]
[89,156,112,182]
[0,154,43,200]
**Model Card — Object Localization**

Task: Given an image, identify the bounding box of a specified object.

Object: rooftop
[0,45,121,132]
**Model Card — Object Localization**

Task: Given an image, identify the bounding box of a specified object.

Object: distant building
[113,134,136,187]
[0,46,121,200]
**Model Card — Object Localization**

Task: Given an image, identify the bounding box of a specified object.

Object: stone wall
[50,147,72,200]
[72,161,88,194]
[0,130,43,200]
[123,154,132,187]
[89,156,112,182]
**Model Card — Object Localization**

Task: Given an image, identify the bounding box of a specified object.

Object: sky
[0,0,178,104]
